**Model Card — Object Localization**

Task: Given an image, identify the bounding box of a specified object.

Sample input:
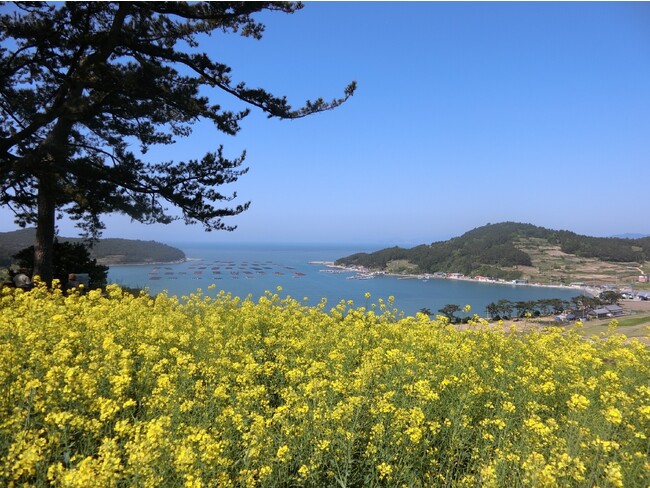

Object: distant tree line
[484,298,570,321]
[91,239,185,265]
[336,222,649,277]
[556,231,649,262]
[0,229,185,267]
[419,290,623,324]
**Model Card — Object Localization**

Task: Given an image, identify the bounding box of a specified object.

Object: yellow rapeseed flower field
[1,283,648,487]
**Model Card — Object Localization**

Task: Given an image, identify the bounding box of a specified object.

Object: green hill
[0,228,185,267]
[336,222,650,284]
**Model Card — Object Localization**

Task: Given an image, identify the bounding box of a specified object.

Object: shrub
[12,240,108,289]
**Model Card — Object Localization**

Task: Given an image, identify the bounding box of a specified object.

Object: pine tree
[0,2,355,283]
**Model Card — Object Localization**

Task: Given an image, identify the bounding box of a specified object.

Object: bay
[107,242,582,317]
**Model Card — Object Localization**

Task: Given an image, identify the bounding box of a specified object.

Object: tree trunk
[33,175,56,285]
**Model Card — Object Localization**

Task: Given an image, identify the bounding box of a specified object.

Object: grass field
[579,313,650,343]
[514,238,645,286]
[497,301,650,345]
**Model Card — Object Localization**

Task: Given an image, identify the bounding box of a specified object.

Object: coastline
[102,258,188,267]
[108,247,609,318]
[311,261,602,296]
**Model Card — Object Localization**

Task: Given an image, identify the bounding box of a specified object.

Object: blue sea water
[107,242,582,317]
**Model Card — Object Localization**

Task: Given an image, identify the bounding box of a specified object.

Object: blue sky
[2,2,650,247]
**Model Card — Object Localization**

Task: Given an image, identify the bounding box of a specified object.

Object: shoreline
[103,258,188,267]
[311,261,602,296]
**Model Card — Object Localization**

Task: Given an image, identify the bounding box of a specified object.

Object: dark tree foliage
[485,298,572,321]
[496,299,514,319]
[13,241,108,289]
[337,247,409,269]
[637,236,650,256]
[556,231,645,263]
[0,2,356,283]
[570,294,602,312]
[485,302,500,319]
[599,290,622,305]
[437,303,460,322]
[90,238,185,264]
[513,300,539,318]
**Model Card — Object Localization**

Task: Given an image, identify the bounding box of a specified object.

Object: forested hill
[336,222,650,282]
[0,228,185,267]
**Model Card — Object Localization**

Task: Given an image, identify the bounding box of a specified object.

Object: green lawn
[579,311,650,343]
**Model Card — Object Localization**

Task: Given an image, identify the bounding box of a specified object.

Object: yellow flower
[603,406,623,425]
[567,393,590,411]
[406,426,423,444]
[376,462,393,481]
[638,405,650,420]
[480,464,498,488]
[605,462,624,488]
[1,282,649,486]
[317,439,331,452]
[502,401,516,413]
[276,445,290,462]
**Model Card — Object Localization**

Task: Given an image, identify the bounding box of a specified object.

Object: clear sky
[2,2,650,247]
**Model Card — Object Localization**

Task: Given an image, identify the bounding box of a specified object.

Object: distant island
[0,228,185,267]
[336,222,650,286]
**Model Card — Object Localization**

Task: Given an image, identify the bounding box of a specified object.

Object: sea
[107,242,582,318]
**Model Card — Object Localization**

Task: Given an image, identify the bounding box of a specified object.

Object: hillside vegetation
[336,222,650,283]
[0,228,185,267]
[1,285,648,486]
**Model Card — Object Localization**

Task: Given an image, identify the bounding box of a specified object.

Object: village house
[588,304,625,319]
